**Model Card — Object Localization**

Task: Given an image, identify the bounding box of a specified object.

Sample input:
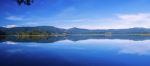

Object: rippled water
[0,35,150,66]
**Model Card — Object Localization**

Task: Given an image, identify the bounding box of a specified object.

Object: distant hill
[0,26,66,35]
[67,27,150,34]
[1,26,150,35]
[67,27,91,34]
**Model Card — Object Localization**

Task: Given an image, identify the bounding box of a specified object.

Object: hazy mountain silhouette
[1,26,150,35]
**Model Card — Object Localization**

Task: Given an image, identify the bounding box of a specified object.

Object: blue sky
[1,0,150,29]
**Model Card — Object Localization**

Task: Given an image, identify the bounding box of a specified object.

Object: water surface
[0,35,150,66]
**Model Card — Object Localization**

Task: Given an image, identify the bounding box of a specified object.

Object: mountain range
[0,26,150,35]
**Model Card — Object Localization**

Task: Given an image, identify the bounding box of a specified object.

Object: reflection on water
[1,35,150,43]
[0,35,150,66]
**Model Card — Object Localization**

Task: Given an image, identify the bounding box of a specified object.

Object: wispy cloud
[59,13,150,29]
[3,41,17,45]
[5,16,25,21]
[117,13,150,21]
[106,13,150,29]
[3,25,17,28]
[4,12,150,29]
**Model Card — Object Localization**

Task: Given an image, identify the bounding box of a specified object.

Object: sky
[1,0,150,29]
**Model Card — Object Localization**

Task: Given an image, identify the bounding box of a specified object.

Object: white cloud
[117,13,150,21]
[3,25,17,28]
[4,13,150,29]
[63,13,150,29]
[6,16,25,21]
[3,41,17,45]
[111,13,150,29]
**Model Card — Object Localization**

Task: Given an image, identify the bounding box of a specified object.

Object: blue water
[1,37,150,66]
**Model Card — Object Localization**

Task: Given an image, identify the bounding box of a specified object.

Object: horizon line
[1,25,150,30]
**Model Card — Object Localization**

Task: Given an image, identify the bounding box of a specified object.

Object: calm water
[0,35,150,66]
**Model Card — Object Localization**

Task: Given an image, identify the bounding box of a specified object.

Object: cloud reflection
[119,43,150,55]
[7,49,22,53]
[73,39,150,55]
